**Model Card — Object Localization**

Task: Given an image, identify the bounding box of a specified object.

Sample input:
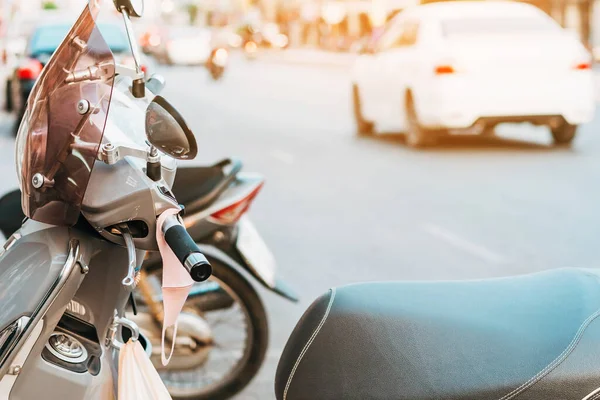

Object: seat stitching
[283,288,337,400]
[581,387,600,400]
[589,393,600,400]
[499,308,600,400]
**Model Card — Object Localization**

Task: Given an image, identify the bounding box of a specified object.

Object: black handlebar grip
[164,225,212,282]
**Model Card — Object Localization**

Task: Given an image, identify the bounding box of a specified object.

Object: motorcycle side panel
[0,224,72,333]
[3,221,135,400]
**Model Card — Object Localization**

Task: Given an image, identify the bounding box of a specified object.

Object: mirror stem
[120,8,142,74]
[120,7,146,98]
[147,146,161,181]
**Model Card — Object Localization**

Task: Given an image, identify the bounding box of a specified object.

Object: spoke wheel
[131,260,268,400]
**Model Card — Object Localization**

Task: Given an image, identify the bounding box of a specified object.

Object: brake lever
[120,224,137,287]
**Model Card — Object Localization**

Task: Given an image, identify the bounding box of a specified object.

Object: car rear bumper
[167,47,212,65]
[418,71,595,129]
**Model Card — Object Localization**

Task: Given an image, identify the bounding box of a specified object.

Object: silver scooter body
[0,1,205,398]
[0,221,131,399]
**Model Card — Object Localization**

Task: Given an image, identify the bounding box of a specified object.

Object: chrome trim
[107,313,140,350]
[7,365,21,376]
[0,233,22,258]
[45,332,89,363]
[184,252,208,271]
[0,317,29,369]
[0,239,81,378]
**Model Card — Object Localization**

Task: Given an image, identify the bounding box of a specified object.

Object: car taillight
[574,62,592,70]
[17,59,43,80]
[209,183,264,225]
[435,65,455,75]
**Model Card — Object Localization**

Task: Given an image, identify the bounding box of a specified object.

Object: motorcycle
[0,0,265,398]
[0,157,297,400]
[206,48,228,81]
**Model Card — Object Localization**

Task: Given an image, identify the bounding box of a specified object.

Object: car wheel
[13,104,25,136]
[352,84,374,136]
[551,122,577,146]
[5,79,13,112]
[405,94,436,148]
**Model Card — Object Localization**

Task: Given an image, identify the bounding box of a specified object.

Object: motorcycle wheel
[138,259,269,400]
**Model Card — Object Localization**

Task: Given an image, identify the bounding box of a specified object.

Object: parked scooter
[0,0,242,398]
[0,157,297,399]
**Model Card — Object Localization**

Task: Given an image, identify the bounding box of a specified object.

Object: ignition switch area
[41,312,102,375]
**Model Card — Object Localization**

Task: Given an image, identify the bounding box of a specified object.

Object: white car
[351,1,595,147]
[155,27,219,66]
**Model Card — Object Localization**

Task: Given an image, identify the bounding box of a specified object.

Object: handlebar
[162,215,212,282]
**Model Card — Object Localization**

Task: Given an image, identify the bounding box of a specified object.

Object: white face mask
[156,208,195,366]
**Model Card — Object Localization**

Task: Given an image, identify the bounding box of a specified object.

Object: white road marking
[421,223,506,265]
[270,149,295,165]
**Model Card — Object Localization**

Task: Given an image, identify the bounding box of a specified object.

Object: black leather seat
[171,164,226,212]
[276,268,600,400]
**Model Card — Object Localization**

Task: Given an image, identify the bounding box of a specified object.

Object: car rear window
[29,24,129,56]
[442,17,560,37]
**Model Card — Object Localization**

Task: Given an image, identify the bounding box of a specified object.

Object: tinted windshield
[442,17,560,37]
[16,3,115,226]
[29,23,129,56]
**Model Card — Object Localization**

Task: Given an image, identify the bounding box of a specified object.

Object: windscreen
[442,17,560,37]
[16,1,115,226]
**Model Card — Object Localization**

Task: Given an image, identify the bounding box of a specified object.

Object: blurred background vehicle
[140,24,163,54]
[149,25,228,79]
[152,26,223,65]
[351,1,595,147]
[6,20,147,133]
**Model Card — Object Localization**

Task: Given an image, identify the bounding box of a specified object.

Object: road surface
[1,54,600,399]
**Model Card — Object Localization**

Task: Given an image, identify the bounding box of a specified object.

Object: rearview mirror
[145,96,197,160]
[113,0,144,17]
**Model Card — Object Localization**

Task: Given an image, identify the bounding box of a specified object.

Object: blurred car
[351,1,595,147]
[7,22,146,132]
[140,25,162,54]
[152,26,227,67]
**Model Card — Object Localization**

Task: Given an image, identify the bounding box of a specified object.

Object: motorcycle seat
[171,164,225,211]
[171,159,242,215]
[276,268,600,400]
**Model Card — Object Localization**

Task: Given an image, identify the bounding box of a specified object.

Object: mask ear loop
[161,323,179,366]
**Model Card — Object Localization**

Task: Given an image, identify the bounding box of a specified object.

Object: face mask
[156,208,195,366]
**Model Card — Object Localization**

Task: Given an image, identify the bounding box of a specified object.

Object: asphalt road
[1,55,600,399]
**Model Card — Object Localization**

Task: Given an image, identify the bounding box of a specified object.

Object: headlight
[213,48,228,66]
